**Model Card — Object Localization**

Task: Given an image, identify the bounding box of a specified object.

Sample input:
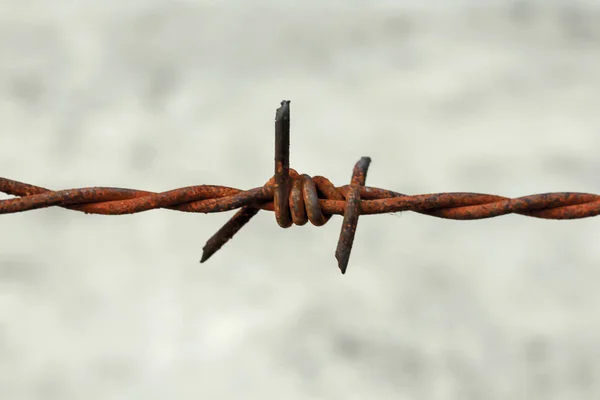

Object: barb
[2,101,600,274]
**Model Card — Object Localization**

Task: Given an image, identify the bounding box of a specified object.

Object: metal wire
[2,101,600,274]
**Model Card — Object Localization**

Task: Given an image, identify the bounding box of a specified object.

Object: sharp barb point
[335,253,348,274]
[200,251,211,263]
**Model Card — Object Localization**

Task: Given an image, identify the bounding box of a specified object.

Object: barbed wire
[2,100,600,274]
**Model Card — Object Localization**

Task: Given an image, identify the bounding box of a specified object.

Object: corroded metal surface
[2,102,600,273]
[335,157,371,274]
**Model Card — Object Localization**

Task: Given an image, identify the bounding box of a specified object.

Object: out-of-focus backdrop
[1,1,600,399]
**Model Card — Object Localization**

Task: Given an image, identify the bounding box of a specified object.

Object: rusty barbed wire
[2,100,600,274]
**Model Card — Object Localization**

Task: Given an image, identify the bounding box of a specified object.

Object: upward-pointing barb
[274,100,292,228]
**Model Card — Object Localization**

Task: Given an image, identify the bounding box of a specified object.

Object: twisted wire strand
[2,100,600,273]
[2,177,599,219]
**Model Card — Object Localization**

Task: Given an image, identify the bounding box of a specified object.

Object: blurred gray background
[2,1,600,399]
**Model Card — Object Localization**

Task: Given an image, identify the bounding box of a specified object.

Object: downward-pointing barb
[335,157,372,274]
[200,206,260,263]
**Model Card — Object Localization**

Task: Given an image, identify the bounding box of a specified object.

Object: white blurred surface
[1,1,600,399]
